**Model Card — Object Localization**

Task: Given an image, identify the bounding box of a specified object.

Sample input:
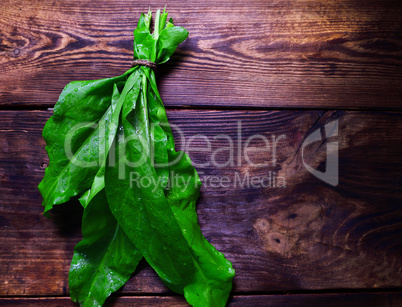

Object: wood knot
[40,162,48,169]
[253,218,295,257]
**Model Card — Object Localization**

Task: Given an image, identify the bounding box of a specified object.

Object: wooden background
[1,0,402,306]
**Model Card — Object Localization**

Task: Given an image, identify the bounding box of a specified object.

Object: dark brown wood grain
[1,0,401,109]
[1,293,402,306]
[2,0,402,304]
[1,110,401,298]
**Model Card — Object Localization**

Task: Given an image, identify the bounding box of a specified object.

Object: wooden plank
[1,293,402,306]
[1,110,402,297]
[0,0,401,109]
